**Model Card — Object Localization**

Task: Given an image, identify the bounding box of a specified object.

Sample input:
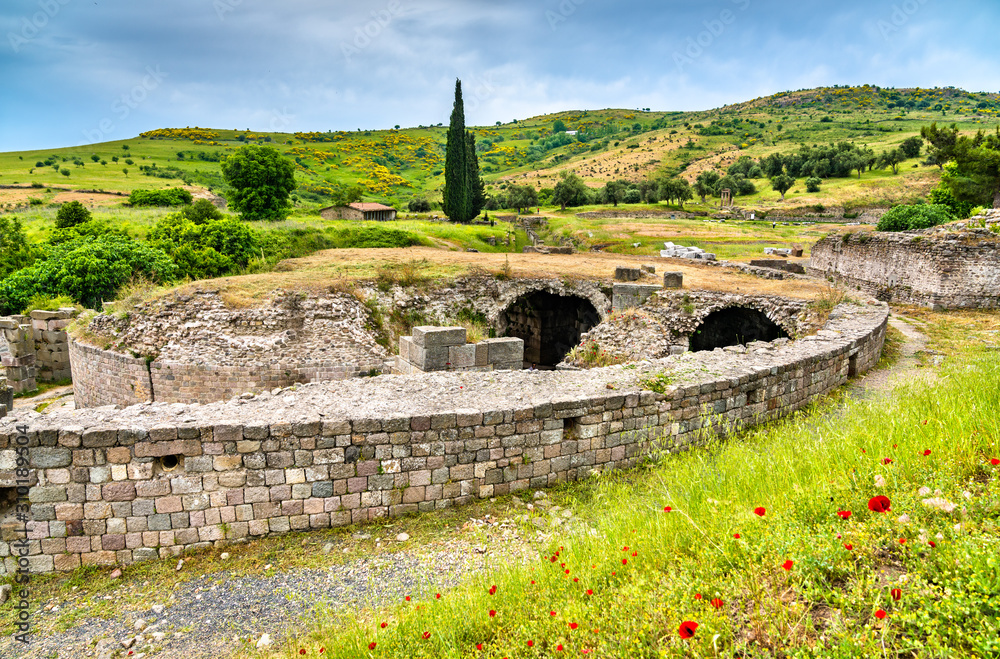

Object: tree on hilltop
[220,144,296,221]
[770,174,794,201]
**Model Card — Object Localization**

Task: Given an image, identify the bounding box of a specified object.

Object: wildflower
[991,458,1000,466]
[754,507,766,517]
[837,510,852,519]
[899,538,906,544]
[844,543,853,550]
[489,585,497,595]
[586,589,593,595]
[622,558,628,565]
[678,621,699,639]
[922,497,957,513]
[874,475,886,487]
[918,486,931,496]
[882,458,893,465]
[550,611,557,617]
[476,644,483,651]
[898,514,910,524]
[489,610,496,617]
[868,496,891,513]
[422,632,431,640]
[557,644,563,651]
[891,588,901,601]
[435,593,441,599]
[664,506,672,512]
[368,642,376,650]
[570,623,579,630]
[782,560,794,571]
[922,450,931,456]
[733,533,741,539]
[300,651,306,656]
[527,640,534,647]
[928,541,937,548]
[405,596,411,602]
[711,598,724,609]
[874,609,887,620]
[694,593,702,600]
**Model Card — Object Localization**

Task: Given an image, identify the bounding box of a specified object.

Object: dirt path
[846,313,938,397]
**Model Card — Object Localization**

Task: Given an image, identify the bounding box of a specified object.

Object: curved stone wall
[1,301,887,574]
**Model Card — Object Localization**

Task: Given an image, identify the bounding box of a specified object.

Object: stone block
[410,345,450,371]
[614,266,641,282]
[641,264,656,274]
[448,344,477,368]
[663,272,684,289]
[411,326,467,348]
[612,283,662,311]
[102,482,136,502]
[485,338,524,364]
[399,336,414,363]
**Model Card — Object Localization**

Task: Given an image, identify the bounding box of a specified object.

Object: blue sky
[1,0,998,151]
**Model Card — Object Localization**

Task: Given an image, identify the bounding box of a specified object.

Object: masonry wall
[69,340,154,408]
[1,305,888,574]
[809,230,1000,309]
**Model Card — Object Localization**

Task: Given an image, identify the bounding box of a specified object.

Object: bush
[148,213,256,280]
[806,177,822,192]
[407,198,432,213]
[876,204,956,232]
[128,188,193,207]
[0,235,177,314]
[623,189,642,204]
[55,201,92,228]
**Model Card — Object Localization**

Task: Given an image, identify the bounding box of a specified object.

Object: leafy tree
[149,213,256,280]
[760,153,785,178]
[603,180,627,207]
[220,144,297,221]
[506,185,538,214]
[877,148,904,175]
[921,123,960,169]
[623,188,642,204]
[552,172,591,210]
[806,177,822,193]
[658,178,693,207]
[553,119,567,133]
[55,201,92,228]
[876,204,955,231]
[443,79,484,223]
[0,235,177,314]
[693,171,720,202]
[0,217,37,279]
[900,136,924,159]
[407,198,432,213]
[928,183,976,219]
[182,199,226,224]
[944,128,1000,208]
[770,174,794,201]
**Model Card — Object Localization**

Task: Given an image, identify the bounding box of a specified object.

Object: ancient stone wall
[69,341,154,409]
[1,302,887,574]
[808,212,1000,309]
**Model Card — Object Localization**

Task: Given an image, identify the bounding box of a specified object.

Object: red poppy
[710,598,724,609]
[844,543,853,550]
[922,420,928,425]
[991,458,1000,466]
[678,621,699,639]
[489,610,496,617]
[489,585,497,595]
[891,588,901,601]
[664,506,672,512]
[586,589,593,595]
[550,611,557,617]
[899,538,906,544]
[557,645,564,652]
[531,580,536,585]
[565,569,570,575]
[733,533,741,539]
[368,642,376,650]
[422,632,431,640]
[476,644,483,651]
[573,578,579,583]
[527,640,534,647]
[320,650,325,655]
[754,507,766,517]
[550,556,557,562]
[928,541,936,548]
[874,609,887,620]
[782,560,794,571]
[622,558,628,565]
[435,593,441,599]
[922,450,931,456]
[300,650,306,656]
[837,510,852,519]
[868,496,891,513]
[694,593,702,600]
[882,457,893,465]
[570,623,579,630]
[405,596,410,601]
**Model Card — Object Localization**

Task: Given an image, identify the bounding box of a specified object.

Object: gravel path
[2,525,535,659]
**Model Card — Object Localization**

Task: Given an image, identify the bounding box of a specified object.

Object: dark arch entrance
[689,307,788,352]
[501,292,601,368]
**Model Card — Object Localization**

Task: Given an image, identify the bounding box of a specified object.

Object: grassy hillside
[2,85,998,217]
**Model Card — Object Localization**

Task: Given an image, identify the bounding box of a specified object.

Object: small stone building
[320,202,397,222]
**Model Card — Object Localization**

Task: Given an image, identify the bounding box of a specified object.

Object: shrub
[128,188,193,207]
[407,198,432,213]
[54,201,92,228]
[806,177,822,193]
[149,213,256,280]
[877,204,956,232]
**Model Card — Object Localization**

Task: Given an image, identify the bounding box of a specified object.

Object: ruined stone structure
[809,211,1000,309]
[0,309,76,394]
[395,327,524,374]
[0,299,888,575]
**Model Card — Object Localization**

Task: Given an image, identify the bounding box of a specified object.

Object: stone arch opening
[689,307,788,352]
[500,291,601,368]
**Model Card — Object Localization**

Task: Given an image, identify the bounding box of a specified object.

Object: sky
[2,0,999,152]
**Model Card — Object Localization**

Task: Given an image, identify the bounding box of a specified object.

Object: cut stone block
[663,272,684,289]
[398,336,414,363]
[475,342,489,367]
[612,283,662,311]
[614,266,641,282]
[410,345,450,371]
[411,326,467,348]
[448,344,477,368]
[485,338,524,364]
[641,264,656,274]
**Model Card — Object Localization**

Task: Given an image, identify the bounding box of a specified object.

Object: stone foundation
[395,327,523,374]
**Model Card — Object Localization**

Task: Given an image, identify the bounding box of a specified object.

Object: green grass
[267,323,1000,658]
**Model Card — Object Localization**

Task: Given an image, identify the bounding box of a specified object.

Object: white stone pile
[660,242,716,261]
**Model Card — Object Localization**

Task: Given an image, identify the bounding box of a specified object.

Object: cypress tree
[443,79,484,223]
